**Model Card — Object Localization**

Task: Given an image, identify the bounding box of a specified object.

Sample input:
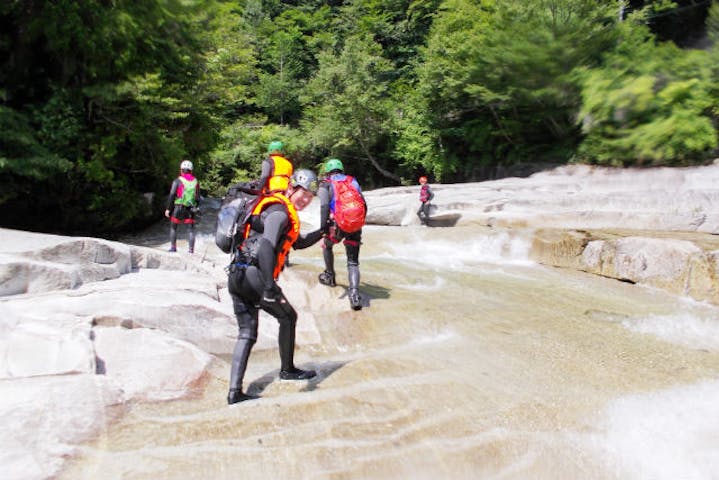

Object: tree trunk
[358,138,401,183]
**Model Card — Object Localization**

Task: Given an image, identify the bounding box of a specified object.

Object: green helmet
[325,158,344,174]
[291,168,319,194]
[267,140,283,153]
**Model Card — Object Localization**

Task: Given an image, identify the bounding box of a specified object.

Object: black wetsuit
[227,202,322,403]
[166,174,200,252]
[417,184,434,224]
[318,174,366,308]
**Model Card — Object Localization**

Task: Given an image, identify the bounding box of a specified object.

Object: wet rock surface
[2,163,719,479]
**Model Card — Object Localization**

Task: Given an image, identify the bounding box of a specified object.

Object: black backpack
[214,181,262,254]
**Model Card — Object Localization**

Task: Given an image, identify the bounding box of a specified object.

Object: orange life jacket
[265,154,293,193]
[243,193,300,279]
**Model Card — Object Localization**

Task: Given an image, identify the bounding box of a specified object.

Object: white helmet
[291,169,318,194]
[180,160,193,171]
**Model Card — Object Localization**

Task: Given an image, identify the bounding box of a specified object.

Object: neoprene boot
[318,270,336,287]
[188,226,195,254]
[348,263,362,310]
[319,246,336,286]
[227,388,256,404]
[169,225,178,252]
[279,367,317,380]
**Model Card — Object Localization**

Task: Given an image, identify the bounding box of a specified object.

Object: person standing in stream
[226,169,324,404]
[416,175,434,225]
[165,160,200,253]
[259,140,294,195]
[317,158,367,311]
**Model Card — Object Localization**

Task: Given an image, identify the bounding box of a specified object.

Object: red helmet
[419,176,428,184]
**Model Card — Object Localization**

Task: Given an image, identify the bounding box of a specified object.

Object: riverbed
[60,218,719,479]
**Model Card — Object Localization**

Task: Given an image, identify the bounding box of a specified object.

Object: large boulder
[0,314,95,379]
[0,374,124,480]
[530,229,719,305]
[93,326,212,402]
[364,163,719,233]
[0,228,220,296]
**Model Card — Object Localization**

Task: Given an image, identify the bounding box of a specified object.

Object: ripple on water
[621,312,719,351]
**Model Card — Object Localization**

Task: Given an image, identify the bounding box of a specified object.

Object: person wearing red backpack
[318,158,367,310]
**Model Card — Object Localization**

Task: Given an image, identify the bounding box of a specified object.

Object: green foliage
[254,28,306,125]
[575,20,717,166]
[301,34,398,182]
[0,0,211,233]
[404,0,619,180]
[1,0,718,235]
[193,1,258,120]
[0,106,72,202]
[204,120,313,195]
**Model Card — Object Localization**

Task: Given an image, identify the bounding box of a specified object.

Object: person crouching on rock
[226,169,324,404]
[416,175,434,225]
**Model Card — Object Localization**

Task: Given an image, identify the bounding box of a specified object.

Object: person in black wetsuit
[165,160,200,253]
[226,168,323,404]
[416,175,434,225]
[317,158,367,311]
[259,140,293,194]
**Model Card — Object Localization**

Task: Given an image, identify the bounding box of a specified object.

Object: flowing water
[61,207,719,479]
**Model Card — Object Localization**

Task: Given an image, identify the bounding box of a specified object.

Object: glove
[262,283,282,304]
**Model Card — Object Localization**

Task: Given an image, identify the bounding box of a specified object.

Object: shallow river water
[61,214,719,479]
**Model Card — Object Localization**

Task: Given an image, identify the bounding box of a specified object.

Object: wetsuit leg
[319,236,336,286]
[227,267,260,403]
[322,236,335,274]
[169,223,178,250]
[344,232,362,310]
[344,233,361,287]
[228,296,257,400]
[260,291,297,371]
[188,223,195,253]
[260,287,316,380]
[422,203,431,222]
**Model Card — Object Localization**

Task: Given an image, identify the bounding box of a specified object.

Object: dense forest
[1,0,717,234]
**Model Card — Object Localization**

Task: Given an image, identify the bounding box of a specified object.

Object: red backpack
[331,176,366,233]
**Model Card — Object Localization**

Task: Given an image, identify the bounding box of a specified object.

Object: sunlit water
[62,206,719,479]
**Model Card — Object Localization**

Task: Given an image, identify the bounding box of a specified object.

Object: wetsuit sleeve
[294,229,323,249]
[259,157,272,192]
[195,180,201,206]
[318,182,331,233]
[428,186,434,202]
[255,206,288,289]
[166,178,180,211]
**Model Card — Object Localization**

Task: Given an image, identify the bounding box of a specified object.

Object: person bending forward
[226,169,323,404]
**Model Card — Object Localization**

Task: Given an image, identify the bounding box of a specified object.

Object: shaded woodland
[1,0,716,234]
